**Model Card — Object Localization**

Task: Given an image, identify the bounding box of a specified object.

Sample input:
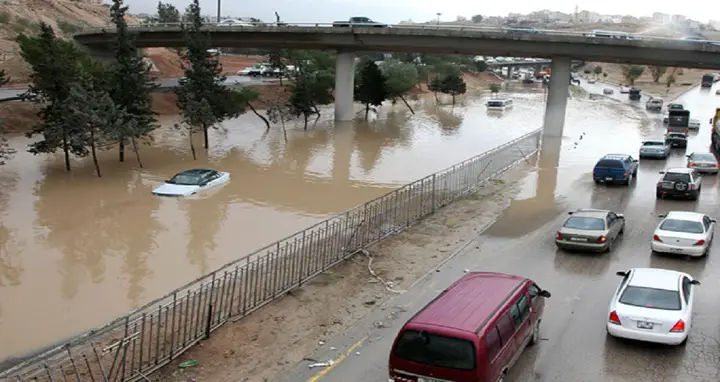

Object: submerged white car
[607,268,700,346]
[651,211,715,257]
[152,169,230,197]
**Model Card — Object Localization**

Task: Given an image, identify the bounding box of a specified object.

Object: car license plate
[605,177,613,181]
[669,247,683,252]
[418,378,444,382]
[637,321,654,330]
[570,237,588,242]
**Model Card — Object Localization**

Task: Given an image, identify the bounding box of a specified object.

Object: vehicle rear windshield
[668,133,686,138]
[595,160,624,168]
[659,219,704,234]
[692,154,715,161]
[393,330,476,370]
[643,141,664,146]
[487,101,506,107]
[564,217,605,230]
[669,104,683,110]
[619,286,681,310]
[662,173,690,182]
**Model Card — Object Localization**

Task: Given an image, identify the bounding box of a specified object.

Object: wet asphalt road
[282,84,720,382]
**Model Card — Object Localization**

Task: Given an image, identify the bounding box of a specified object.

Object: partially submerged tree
[380,60,419,114]
[176,0,250,157]
[649,66,668,83]
[17,23,89,171]
[287,65,334,129]
[439,73,467,105]
[0,70,14,165]
[488,82,501,96]
[593,65,602,76]
[354,59,387,119]
[58,69,129,177]
[110,0,159,166]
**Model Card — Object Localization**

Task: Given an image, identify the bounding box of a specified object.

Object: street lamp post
[436,13,442,25]
[217,0,221,23]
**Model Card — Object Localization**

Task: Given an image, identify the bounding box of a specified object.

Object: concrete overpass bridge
[73,23,720,138]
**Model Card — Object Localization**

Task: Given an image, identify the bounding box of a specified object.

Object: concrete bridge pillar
[543,56,571,138]
[334,51,356,121]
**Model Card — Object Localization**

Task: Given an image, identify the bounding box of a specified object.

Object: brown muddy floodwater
[0,89,637,361]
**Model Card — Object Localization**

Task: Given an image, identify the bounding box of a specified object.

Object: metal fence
[0,128,542,382]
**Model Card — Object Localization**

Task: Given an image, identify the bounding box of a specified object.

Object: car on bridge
[592,154,638,185]
[608,268,699,346]
[332,17,388,28]
[555,209,625,253]
[505,25,541,34]
[216,19,255,27]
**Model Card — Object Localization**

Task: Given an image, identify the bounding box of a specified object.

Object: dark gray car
[555,209,625,252]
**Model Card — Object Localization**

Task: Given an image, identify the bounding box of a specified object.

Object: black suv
[665,131,688,148]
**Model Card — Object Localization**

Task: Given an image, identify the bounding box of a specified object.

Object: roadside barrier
[0,128,542,382]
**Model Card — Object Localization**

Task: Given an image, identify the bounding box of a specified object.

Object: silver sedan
[555,209,625,252]
[686,152,719,174]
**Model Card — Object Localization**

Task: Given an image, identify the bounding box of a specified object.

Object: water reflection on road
[0,89,646,361]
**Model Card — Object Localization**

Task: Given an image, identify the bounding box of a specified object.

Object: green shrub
[57,20,79,34]
[0,12,11,24]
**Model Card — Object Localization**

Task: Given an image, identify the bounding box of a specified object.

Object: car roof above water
[409,272,526,333]
[664,211,705,222]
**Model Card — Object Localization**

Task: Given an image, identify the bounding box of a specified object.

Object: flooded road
[287,85,720,381]
[0,89,648,362]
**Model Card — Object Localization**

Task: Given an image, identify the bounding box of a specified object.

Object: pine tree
[175,0,249,157]
[0,69,15,165]
[439,73,467,105]
[354,59,387,119]
[110,0,159,167]
[17,23,89,171]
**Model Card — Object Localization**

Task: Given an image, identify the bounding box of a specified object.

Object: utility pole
[436,12,442,25]
[216,0,221,23]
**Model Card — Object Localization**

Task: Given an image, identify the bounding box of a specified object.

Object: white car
[587,79,596,84]
[688,119,701,129]
[619,86,631,93]
[152,169,230,197]
[607,268,700,346]
[217,19,255,27]
[651,211,715,257]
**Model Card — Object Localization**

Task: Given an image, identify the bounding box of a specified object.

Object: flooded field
[0,89,643,361]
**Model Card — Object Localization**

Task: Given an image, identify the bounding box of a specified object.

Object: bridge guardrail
[74,23,720,45]
[0,128,543,382]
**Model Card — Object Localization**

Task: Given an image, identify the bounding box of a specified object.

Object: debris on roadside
[308,360,335,369]
[178,360,199,369]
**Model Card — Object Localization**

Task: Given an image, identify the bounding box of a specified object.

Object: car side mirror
[616,213,625,219]
[539,290,551,298]
[616,271,628,277]
[711,219,717,223]
[658,171,665,174]
[568,211,574,215]
[691,280,701,285]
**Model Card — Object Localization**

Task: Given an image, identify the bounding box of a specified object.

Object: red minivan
[388,272,551,382]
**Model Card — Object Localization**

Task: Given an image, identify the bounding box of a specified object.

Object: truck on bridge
[332,17,388,28]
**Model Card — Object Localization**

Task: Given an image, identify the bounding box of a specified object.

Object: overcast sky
[122,0,718,25]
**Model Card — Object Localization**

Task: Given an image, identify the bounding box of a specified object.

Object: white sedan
[688,118,701,129]
[651,211,715,257]
[152,169,230,197]
[620,85,631,93]
[607,268,700,346]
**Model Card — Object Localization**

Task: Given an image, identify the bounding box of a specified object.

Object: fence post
[431,174,436,213]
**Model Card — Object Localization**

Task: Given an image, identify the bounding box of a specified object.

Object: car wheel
[619,224,625,234]
[625,174,632,186]
[594,179,600,185]
[498,371,507,382]
[529,322,540,346]
[691,191,699,201]
[656,191,662,199]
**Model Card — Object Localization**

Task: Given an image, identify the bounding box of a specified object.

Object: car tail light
[653,234,662,242]
[657,182,663,187]
[694,239,706,246]
[670,319,685,333]
[623,172,628,177]
[714,164,719,168]
[596,235,607,244]
[689,162,696,167]
[556,232,563,240]
[609,310,621,325]
[690,184,696,190]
